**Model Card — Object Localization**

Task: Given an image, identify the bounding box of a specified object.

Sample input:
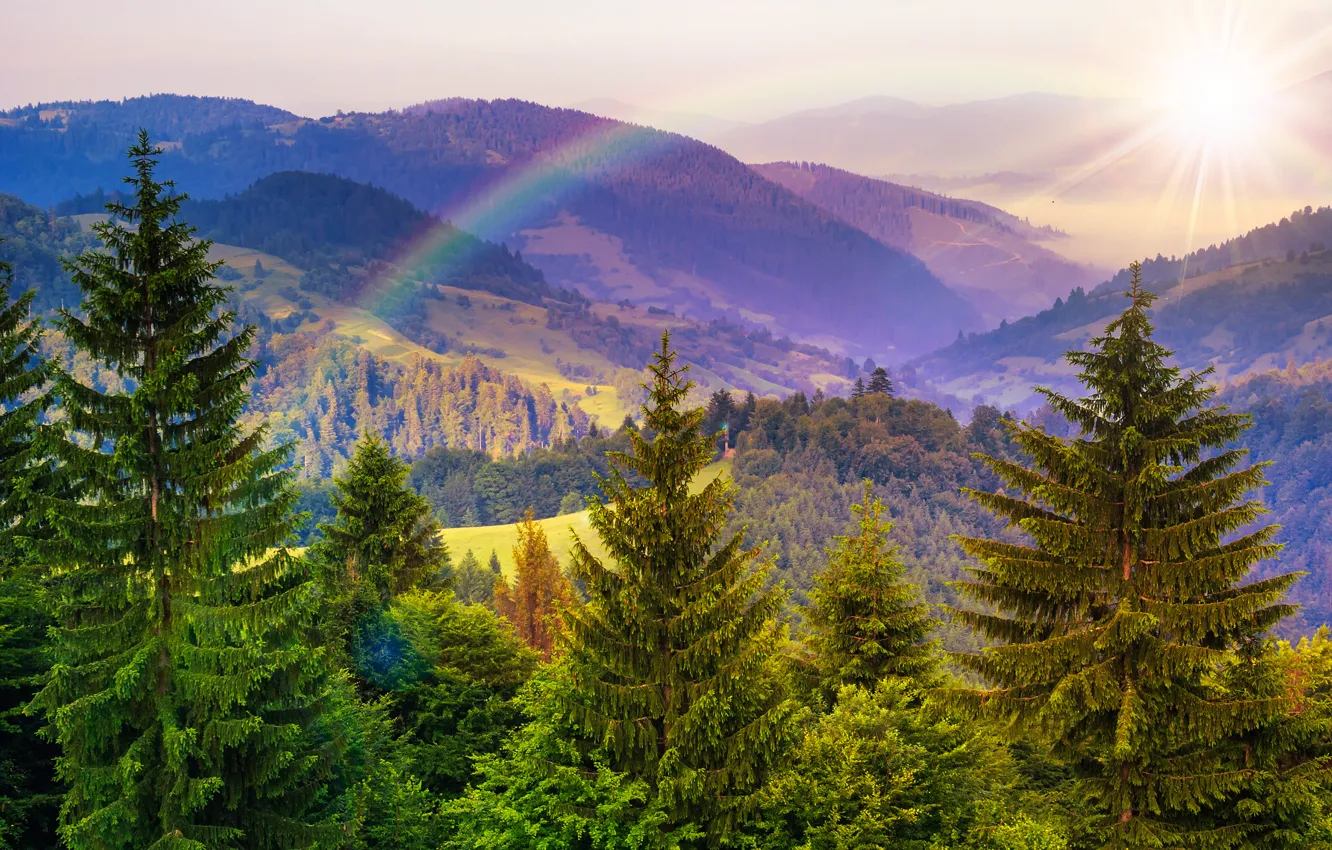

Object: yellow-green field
[441,458,733,576]
[207,244,634,422]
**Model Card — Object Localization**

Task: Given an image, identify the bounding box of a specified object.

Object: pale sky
[6,0,1331,120]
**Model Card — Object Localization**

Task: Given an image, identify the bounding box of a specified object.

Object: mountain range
[696,73,1332,267]
[750,161,1103,322]
[0,95,984,358]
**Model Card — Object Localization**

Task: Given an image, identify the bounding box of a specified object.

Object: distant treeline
[1098,203,1332,292]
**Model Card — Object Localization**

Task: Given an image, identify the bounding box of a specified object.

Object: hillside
[0,95,981,357]
[177,172,862,405]
[911,205,1332,411]
[751,161,1102,322]
[209,235,859,429]
[3,175,864,469]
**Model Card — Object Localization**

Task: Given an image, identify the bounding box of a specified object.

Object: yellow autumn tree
[494,509,573,660]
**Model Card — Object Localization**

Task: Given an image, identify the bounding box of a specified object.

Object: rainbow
[351,116,679,318]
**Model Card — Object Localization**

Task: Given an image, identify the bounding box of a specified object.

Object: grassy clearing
[441,458,733,577]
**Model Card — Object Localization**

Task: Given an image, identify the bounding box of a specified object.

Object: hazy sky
[7,0,1330,119]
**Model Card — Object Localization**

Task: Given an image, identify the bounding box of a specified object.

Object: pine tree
[313,431,449,689]
[865,366,894,397]
[851,377,866,399]
[493,510,572,661]
[1200,634,1332,850]
[703,389,736,449]
[563,332,794,839]
[0,246,61,847]
[315,431,449,605]
[807,481,936,693]
[944,263,1301,850]
[487,550,502,576]
[31,133,330,849]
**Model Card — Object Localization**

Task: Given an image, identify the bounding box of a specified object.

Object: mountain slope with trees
[2,173,864,468]
[911,205,1332,411]
[0,95,980,356]
[753,161,1101,323]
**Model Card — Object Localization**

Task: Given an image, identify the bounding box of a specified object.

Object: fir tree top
[944,262,1301,849]
[808,481,936,692]
[865,366,894,397]
[562,331,794,838]
[316,430,448,602]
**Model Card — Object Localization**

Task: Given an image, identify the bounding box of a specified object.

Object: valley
[3,48,1332,847]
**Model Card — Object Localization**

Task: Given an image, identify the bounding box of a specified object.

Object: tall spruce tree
[944,263,1301,850]
[807,481,936,693]
[563,333,794,839]
[0,247,61,847]
[31,133,330,849]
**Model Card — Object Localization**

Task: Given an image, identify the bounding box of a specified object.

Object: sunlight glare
[1159,51,1268,151]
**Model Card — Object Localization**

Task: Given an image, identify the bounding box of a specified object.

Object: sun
[1158,50,1269,150]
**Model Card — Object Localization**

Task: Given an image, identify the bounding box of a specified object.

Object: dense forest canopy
[2,130,1332,850]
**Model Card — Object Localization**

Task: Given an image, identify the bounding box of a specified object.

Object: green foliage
[0,244,61,847]
[317,431,449,603]
[248,331,592,477]
[409,428,631,527]
[865,367,894,397]
[753,681,1052,850]
[313,432,450,690]
[387,590,537,798]
[452,549,499,606]
[807,482,937,693]
[722,392,1019,654]
[438,668,696,850]
[0,195,96,314]
[303,672,438,850]
[946,264,1302,849]
[1214,361,1332,633]
[563,333,796,838]
[1211,637,1332,850]
[31,133,330,849]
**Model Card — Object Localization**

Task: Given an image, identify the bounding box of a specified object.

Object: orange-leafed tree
[494,510,573,660]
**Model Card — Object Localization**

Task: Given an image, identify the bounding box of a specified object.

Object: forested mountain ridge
[0,94,982,356]
[911,205,1332,411]
[1,173,863,468]
[752,161,1103,322]
[1213,360,1332,635]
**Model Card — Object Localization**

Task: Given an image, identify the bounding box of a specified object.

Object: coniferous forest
[1,137,1331,850]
